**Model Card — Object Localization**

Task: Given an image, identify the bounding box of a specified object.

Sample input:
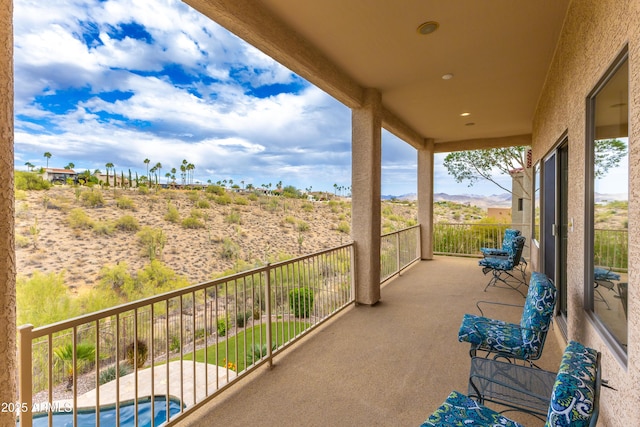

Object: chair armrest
[476,300,524,317]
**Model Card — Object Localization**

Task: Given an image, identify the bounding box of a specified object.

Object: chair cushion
[422,390,524,427]
[458,314,528,359]
[478,256,514,270]
[520,272,557,357]
[545,341,599,427]
[594,267,620,281]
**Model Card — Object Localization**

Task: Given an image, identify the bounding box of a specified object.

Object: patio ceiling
[186,0,570,148]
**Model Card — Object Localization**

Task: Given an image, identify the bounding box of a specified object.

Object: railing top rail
[435,222,529,227]
[380,224,420,238]
[25,242,355,338]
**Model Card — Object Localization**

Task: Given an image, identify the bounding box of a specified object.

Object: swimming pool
[25,396,183,427]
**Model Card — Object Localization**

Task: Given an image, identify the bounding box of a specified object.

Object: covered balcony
[1,0,638,425]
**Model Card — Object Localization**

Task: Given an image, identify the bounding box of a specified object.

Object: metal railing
[594,228,628,271]
[380,225,421,283]
[433,223,531,258]
[18,243,354,427]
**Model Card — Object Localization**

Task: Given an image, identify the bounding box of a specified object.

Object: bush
[220,238,239,259]
[215,194,233,205]
[138,185,150,195]
[99,363,132,385]
[92,220,115,235]
[217,317,229,336]
[125,339,149,369]
[289,287,314,318]
[337,221,350,234]
[225,211,242,224]
[136,226,167,260]
[165,204,180,223]
[15,171,52,190]
[297,221,310,232]
[68,208,94,229]
[116,196,135,210]
[181,216,205,229]
[115,215,140,232]
[196,199,210,209]
[234,196,249,206]
[235,310,252,328]
[205,185,225,195]
[80,190,105,207]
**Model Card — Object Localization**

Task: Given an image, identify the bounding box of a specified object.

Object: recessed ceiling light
[460,112,471,117]
[417,21,439,35]
[441,73,454,80]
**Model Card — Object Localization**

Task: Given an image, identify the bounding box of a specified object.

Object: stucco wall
[0,0,15,425]
[532,0,639,425]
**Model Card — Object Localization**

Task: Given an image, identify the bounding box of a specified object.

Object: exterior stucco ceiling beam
[434,134,532,153]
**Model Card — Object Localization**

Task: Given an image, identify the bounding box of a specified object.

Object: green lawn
[184,321,310,372]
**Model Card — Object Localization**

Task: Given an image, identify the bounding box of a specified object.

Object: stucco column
[417,139,434,259]
[352,89,381,305]
[0,0,15,424]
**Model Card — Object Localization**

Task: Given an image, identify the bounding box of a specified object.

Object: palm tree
[64,162,74,170]
[187,163,195,185]
[43,152,52,168]
[144,158,150,180]
[105,162,114,186]
[54,343,95,390]
[155,162,162,183]
[24,162,34,172]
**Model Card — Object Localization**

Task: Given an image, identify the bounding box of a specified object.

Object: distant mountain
[595,192,628,203]
[382,192,513,209]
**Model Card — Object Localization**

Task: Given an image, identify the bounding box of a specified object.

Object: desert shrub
[98,262,134,296]
[337,221,350,234]
[289,287,314,318]
[266,198,280,212]
[99,363,132,385]
[80,190,104,207]
[165,203,180,223]
[15,189,27,200]
[233,196,249,206]
[215,193,233,205]
[125,339,149,369]
[283,216,296,225]
[196,199,210,209]
[116,196,135,210]
[301,202,314,212]
[115,215,140,232]
[68,208,94,229]
[225,211,242,225]
[182,216,205,229]
[187,191,199,202]
[205,185,225,195]
[15,234,31,248]
[16,271,78,327]
[247,193,259,202]
[137,226,167,260]
[15,171,52,190]
[235,310,252,328]
[92,220,115,235]
[297,221,310,232]
[220,238,239,259]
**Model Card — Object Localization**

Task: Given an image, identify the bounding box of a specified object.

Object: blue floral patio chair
[458,271,556,364]
[593,266,621,309]
[422,341,601,427]
[479,235,527,295]
[480,228,521,257]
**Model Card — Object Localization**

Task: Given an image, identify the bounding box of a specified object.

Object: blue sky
[13,0,511,197]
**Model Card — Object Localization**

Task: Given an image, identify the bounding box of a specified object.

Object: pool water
[26,396,183,427]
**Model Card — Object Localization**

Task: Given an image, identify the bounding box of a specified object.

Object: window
[586,49,628,357]
[517,198,523,212]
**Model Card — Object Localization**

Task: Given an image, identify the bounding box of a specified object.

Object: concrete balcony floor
[181,256,563,427]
